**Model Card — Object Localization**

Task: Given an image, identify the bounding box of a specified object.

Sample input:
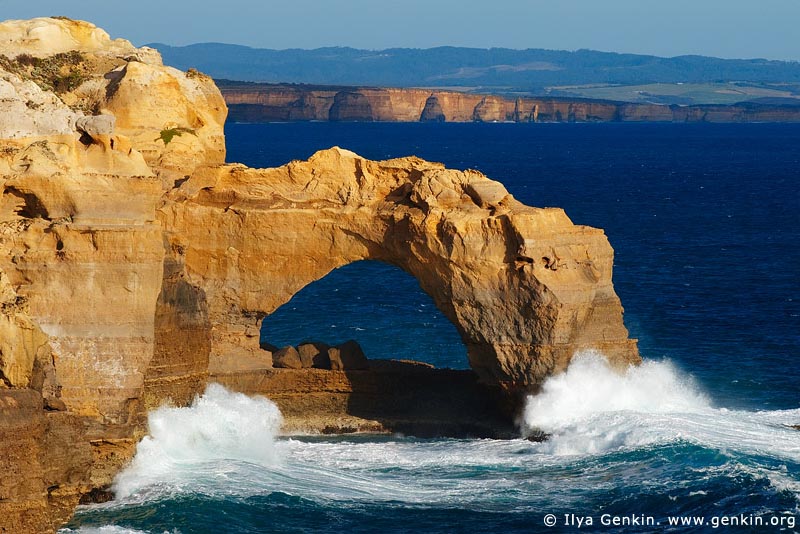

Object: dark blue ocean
[64,123,799,533]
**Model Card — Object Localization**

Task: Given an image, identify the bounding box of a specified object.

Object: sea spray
[523,350,710,430]
[522,352,800,464]
[113,383,283,500]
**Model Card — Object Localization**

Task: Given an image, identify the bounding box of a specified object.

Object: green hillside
[149,43,800,104]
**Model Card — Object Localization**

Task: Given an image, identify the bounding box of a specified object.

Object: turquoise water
[63,123,800,533]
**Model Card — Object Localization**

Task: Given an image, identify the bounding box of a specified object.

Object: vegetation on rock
[158,127,197,145]
[0,51,87,94]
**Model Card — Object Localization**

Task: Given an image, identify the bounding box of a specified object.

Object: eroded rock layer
[1,18,639,533]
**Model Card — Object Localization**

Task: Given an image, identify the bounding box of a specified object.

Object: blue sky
[2,0,799,60]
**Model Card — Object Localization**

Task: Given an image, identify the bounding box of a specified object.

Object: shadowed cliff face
[218,81,800,123]
[0,18,638,533]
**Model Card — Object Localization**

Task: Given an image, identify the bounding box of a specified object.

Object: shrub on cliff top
[0,51,87,94]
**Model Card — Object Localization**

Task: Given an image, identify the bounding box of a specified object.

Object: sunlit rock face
[0,17,638,533]
[163,147,639,388]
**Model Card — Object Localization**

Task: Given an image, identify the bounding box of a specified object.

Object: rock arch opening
[203,259,511,438]
[260,260,468,369]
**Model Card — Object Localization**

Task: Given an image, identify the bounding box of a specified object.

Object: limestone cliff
[219,81,800,123]
[1,18,639,533]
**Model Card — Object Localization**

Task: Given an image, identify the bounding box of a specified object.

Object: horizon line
[142,41,800,64]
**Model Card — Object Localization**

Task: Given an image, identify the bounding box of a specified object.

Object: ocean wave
[112,383,283,501]
[522,351,800,463]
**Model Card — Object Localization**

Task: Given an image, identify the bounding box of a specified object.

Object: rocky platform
[1,18,639,533]
[214,359,515,438]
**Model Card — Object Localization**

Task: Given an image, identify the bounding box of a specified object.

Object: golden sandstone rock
[164,147,639,388]
[0,18,639,533]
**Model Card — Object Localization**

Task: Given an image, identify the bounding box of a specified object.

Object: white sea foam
[59,527,161,534]
[112,383,283,500]
[524,351,710,426]
[522,351,800,462]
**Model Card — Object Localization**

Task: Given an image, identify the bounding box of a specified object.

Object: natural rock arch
[158,147,640,394]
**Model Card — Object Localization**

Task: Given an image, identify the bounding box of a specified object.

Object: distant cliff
[218,81,800,123]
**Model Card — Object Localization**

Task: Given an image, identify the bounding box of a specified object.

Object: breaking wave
[522,351,800,464]
[112,383,283,500]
